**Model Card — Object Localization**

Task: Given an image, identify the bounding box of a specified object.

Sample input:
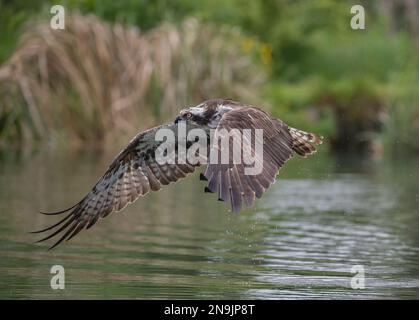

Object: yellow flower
[260,43,272,67]
[242,38,254,53]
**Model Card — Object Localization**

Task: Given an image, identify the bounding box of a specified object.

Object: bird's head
[174,99,234,128]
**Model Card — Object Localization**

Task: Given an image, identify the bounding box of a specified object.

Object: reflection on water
[0,148,419,299]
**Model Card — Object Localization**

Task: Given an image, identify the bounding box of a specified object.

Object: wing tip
[38,201,80,215]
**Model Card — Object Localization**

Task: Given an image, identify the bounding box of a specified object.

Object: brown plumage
[289,127,323,157]
[33,99,323,249]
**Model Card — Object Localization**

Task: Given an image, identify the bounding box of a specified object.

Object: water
[1,148,419,299]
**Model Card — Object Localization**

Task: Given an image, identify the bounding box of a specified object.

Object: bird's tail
[288,127,323,157]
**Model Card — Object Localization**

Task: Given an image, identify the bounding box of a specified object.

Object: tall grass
[0,14,265,149]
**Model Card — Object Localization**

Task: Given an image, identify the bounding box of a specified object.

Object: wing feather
[34,123,200,249]
[204,106,295,212]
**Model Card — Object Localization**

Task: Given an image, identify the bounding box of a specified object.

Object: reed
[0,15,265,149]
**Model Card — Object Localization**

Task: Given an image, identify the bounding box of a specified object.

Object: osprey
[33,99,323,249]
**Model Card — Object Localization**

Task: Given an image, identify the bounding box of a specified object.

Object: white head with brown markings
[175,99,235,129]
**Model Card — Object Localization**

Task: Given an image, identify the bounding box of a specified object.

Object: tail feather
[289,127,323,157]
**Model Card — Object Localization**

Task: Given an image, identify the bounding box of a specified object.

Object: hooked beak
[174,115,182,124]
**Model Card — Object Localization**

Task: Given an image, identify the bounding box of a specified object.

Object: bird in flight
[33,99,323,249]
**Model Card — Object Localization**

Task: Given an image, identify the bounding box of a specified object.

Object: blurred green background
[1,0,418,157]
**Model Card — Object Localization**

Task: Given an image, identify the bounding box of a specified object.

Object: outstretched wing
[204,107,295,212]
[33,123,199,249]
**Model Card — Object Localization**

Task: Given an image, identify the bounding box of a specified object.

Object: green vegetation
[1,0,419,156]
